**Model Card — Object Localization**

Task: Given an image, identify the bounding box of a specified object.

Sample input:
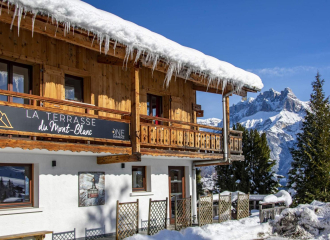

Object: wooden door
[169,166,185,224]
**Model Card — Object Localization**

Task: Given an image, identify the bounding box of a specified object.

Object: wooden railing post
[131,63,140,153]
[225,96,231,159]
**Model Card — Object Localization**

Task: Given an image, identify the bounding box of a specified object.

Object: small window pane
[132,166,145,191]
[65,75,83,102]
[0,62,8,102]
[13,65,30,104]
[0,165,32,205]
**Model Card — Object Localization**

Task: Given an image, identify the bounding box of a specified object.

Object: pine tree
[288,73,330,205]
[196,168,204,197]
[216,124,279,194]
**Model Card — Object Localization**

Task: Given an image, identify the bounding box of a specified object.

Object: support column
[226,96,231,158]
[192,165,198,224]
[131,63,140,153]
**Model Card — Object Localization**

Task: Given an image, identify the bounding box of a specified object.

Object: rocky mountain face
[198,88,309,184]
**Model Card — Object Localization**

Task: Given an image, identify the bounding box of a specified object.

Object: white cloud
[248,66,330,77]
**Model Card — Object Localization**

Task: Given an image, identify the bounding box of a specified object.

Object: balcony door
[147,94,162,124]
[169,166,185,224]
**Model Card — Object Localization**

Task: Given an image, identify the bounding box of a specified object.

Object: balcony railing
[140,115,242,154]
[0,90,243,156]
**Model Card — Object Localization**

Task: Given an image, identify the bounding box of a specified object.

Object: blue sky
[85,0,330,119]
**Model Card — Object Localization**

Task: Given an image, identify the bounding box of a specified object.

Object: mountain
[198,88,310,184]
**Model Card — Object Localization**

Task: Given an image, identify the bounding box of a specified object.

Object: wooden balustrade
[140,115,243,154]
[0,90,243,156]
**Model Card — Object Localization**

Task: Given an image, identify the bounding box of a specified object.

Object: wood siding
[0,22,196,123]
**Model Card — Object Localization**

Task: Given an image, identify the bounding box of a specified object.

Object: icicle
[91,35,95,47]
[31,12,36,38]
[104,35,110,55]
[134,49,141,64]
[0,3,2,16]
[113,40,117,55]
[7,2,9,15]
[164,62,175,88]
[55,21,59,37]
[72,25,74,35]
[10,4,17,31]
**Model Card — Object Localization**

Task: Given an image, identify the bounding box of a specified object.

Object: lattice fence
[85,226,105,240]
[148,198,168,235]
[53,229,75,240]
[116,200,139,240]
[198,195,213,226]
[175,196,192,231]
[237,193,250,220]
[218,194,232,223]
[259,205,286,223]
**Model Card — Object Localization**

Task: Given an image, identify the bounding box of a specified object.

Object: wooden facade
[0,4,246,163]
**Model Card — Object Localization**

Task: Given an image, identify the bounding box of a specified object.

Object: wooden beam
[140,148,225,159]
[97,54,124,66]
[131,63,140,153]
[0,138,132,154]
[193,85,223,94]
[97,153,141,164]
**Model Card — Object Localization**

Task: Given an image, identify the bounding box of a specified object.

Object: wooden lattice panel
[116,200,139,240]
[200,133,205,148]
[175,196,192,231]
[218,194,231,223]
[198,195,213,227]
[211,135,215,150]
[237,193,249,220]
[53,229,75,240]
[148,198,168,235]
[85,226,105,240]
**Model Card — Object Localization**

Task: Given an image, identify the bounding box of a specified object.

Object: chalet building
[0,0,263,238]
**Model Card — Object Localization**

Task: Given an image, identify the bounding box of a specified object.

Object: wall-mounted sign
[0,105,129,140]
[79,172,105,207]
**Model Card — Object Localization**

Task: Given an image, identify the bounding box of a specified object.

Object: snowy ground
[127,201,330,240]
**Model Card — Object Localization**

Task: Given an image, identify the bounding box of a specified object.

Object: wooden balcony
[139,115,243,158]
[0,90,243,160]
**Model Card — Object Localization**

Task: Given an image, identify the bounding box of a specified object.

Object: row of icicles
[1,0,244,93]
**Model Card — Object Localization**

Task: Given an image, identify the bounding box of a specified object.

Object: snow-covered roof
[6,0,264,91]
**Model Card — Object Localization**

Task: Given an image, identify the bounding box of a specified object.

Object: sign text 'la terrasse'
[0,105,129,141]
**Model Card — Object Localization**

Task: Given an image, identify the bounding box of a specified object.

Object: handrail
[0,89,131,116]
[140,114,223,132]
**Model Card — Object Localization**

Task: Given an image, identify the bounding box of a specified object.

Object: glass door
[169,166,185,224]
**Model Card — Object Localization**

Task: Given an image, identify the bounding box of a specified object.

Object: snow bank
[271,201,330,239]
[127,211,272,240]
[260,190,292,207]
[5,0,263,91]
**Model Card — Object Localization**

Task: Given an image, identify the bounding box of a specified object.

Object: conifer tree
[288,73,330,205]
[216,124,279,194]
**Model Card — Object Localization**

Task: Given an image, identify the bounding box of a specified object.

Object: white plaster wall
[0,152,193,239]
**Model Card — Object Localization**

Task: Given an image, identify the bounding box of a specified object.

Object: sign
[0,105,129,140]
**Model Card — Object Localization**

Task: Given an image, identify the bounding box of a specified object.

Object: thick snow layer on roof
[6,0,263,91]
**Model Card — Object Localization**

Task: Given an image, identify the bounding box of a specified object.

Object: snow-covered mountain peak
[198,87,309,183]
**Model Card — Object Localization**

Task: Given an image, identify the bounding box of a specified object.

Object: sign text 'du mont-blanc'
[0,105,129,140]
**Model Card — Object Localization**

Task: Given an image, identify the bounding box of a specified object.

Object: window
[132,166,146,192]
[65,75,83,102]
[0,59,32,104]
[147,94,162,124]
[0,164,33,209]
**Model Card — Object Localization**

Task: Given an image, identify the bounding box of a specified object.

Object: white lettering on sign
[26,110,39,119]
[113,128,125,139]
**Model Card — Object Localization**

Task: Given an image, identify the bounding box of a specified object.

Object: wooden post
[131,63,141,154]
[175,196,178,230]
[259,204,263,223]
[116,200,119,240]
[225,96,231,158]
[237,192,240,220]
[218,193,221,223]
[229,193,232,220]
[272,203,275,220]
[147,198,151,235]
[190,195,192,226]
[137,199,139,233]
[165,197,168,229]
